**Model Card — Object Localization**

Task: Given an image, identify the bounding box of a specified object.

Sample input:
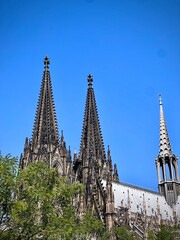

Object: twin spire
[32,56,59,147]
[80,74,106,161]
[31,58,106,168]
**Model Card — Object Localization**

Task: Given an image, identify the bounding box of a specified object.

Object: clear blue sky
[0,0,180,191]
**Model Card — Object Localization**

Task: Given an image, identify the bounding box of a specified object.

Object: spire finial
[44,56,50,70]
[87,74,93,87]
[159,94,162,106]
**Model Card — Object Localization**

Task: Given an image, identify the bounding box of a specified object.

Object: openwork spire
[32,56,59,146]
[80,74,106,161]
[159,95,172,157]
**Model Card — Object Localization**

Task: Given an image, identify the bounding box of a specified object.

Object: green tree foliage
[147,229,156,240]
[0,154,106,240]
[0,153,18,233]
[2,153,179,240]
[114,226,138,240]
[156,225,180,240]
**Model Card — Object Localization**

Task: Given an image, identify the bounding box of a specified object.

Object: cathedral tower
[19,57,72,178]
[156,95,180,207]
[73,75,117,231]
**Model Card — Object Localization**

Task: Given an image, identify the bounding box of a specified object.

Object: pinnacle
[159,95,172,157]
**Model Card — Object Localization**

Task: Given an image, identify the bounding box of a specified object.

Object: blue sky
[0,0,180,191]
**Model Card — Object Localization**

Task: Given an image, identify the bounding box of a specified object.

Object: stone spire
[32,56,59,147]
[159,95,172,157]
[79,74,106,169]
[20,57,71,178]
[156,95,180,207]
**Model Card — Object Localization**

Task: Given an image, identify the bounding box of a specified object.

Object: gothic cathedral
[19,57,180,239]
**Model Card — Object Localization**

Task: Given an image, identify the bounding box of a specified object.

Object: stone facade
[19,57,180,239]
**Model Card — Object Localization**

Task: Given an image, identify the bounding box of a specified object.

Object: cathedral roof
[31,57,59,147]
[114,181,174,221]
[103,180,177,221]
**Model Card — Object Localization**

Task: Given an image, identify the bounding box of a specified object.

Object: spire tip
[159,94,162,105]
[87,74,93,87]
[44,56,50,69]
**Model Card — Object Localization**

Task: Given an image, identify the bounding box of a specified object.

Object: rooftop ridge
[113,181,160,195]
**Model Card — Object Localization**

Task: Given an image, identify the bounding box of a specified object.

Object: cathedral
[19,57,180,239]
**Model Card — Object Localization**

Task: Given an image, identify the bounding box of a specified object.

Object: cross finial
[44,56,50,70]
[87,74,93,87]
